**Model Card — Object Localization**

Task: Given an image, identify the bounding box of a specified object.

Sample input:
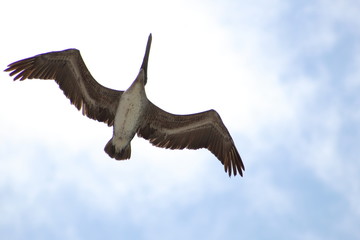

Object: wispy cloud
[1,0,359,239]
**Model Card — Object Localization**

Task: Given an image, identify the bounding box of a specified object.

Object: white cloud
[1,0,360,239]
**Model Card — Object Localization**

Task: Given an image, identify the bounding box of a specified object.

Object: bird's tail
[104,138,131,160]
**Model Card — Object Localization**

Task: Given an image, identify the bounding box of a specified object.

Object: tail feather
[104,138,131,160]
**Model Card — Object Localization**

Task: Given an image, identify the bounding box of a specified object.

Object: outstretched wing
[138,102,244,177]
[4,49,123,126]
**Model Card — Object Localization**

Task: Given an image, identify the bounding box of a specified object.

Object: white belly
[112,88,145,150]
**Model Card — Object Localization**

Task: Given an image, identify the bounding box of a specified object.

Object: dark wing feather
[138,102,245,177]
[4,49,122,126]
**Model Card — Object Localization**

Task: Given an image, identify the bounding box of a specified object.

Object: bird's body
[106,69,148,160]
[5,34,245,177]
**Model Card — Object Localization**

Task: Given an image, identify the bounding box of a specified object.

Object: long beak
[140,33,152,85]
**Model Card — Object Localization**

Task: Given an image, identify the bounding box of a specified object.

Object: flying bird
[4,34,244,177]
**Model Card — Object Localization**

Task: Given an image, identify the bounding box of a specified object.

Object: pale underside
[113,70,148,152]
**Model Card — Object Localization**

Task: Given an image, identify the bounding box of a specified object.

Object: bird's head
[139,34,152,85]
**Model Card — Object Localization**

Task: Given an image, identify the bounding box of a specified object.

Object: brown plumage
[4,34,245,177]
[5,48,122,126]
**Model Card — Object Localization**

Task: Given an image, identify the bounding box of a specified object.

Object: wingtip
[226,167,244,178]
[4,64,21,80]
[224,146,244,177]
[4,61,19,73]
[227,168,244,178]
[4,66,10,73]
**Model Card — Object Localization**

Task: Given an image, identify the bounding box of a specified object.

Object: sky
[0,0,359,239]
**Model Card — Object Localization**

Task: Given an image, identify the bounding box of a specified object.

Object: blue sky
[0,0,359,239]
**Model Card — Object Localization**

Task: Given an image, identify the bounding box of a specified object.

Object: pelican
[4,34,244,177]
